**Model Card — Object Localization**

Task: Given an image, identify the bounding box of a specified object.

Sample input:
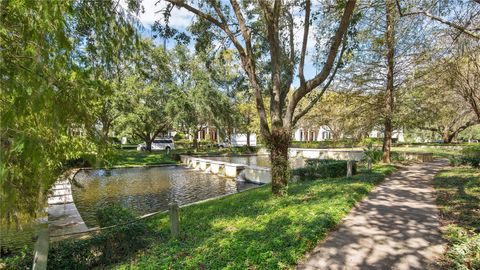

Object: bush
[443,225,480,270]
[48,222,148,269]
[173,132,186,141]
[449,154,480,168]
[95,204,137,227]
[462,145,480,158]
[293,159,356,179]
[0,246,33,269]
[359,137,383,147]
[362,144,383,164]
[391,151,406,162]
[461,156,480,168]
[47,205,148,269]
[449,156,463,167]
[291,139,358,149]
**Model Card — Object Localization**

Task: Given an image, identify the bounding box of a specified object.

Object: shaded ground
[112,165,395,269]
[434,167,480,269]
[297,160,447,270]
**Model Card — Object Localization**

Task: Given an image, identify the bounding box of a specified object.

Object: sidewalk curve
[297,160,447,270]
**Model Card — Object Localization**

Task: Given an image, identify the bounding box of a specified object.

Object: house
[292,126,332,142]
[292,125,405,143]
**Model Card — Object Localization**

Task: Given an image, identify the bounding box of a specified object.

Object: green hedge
[291,140,357,149]
[3,205,149,269]
[47,222,148,269]
[292,159,356,179]
[448,146,480,168]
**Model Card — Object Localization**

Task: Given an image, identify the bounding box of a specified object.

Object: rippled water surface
[72,166,258,227]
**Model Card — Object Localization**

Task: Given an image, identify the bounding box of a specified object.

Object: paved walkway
[297,160,447,270]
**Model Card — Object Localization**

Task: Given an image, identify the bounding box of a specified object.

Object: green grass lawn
[434,167,480,269]
[111,149,178,167]
[111,147,258,167]
[111,164,395,269]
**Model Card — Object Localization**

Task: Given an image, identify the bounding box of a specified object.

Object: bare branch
[285,0,356,125]
[298,0,311,87]
[292,36,348,126]
[396,0,480,40]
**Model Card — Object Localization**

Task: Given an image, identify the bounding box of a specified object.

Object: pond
[72,165,258,227]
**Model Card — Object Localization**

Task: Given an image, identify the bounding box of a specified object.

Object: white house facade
[292,126,332,142]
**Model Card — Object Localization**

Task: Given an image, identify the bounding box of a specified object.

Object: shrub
[174,139,191,149]
[449,156,463,166]
[391,151,406,162]
[449,154,480,168]
[0,246,33,269]
[359,137,383,147]
[48,222,148,269]
[47,205,148,269]
[95,204,137,227]
[443,225,480,270]
[293,159,356,179]
[461,156,480,168]
[362,144,383,164]
[462,145,480,158]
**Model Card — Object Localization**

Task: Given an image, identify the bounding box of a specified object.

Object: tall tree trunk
[246,130,251,147]
[268,128,291,196]
[383,0,395,163]
[193,129,199,151]
[145,139,153,152]
[442,129,453,143]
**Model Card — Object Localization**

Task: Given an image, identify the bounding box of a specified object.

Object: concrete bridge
[180,155,249,178]
[181,148,367,184]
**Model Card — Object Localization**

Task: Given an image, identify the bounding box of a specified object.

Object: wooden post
[367,158,372,171]
[169,203,180,238]
[32,228,49,270]
[347,160,353,177]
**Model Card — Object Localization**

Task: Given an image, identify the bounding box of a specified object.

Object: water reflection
[72,166,258,227]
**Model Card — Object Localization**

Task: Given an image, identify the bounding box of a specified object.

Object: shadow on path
[297,160,448,270]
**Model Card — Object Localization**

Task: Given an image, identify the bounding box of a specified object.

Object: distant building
[292,126,332,142]
[291,125,405,143]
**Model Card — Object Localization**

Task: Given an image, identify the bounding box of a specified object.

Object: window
[322,131,331,140]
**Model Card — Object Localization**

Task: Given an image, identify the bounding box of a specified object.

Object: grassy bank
[111,164,395,269]
[434,167,480,269]
[112,149,178,167]
[111,147,258,167]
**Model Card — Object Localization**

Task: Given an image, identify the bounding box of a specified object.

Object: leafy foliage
[362,144,383,164]
[95,204,137,227]
[293,159,356,179]
[434,168,480,269]
[0,0,139,220]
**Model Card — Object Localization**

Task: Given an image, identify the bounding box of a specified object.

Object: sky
[123,0,321,88]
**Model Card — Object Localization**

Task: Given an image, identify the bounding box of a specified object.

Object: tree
[303,91,378,143]
[382,0,396,162]
[117,42,173,151]
[399,47,480,143]
[449,50,480,121]
[168,45,234,150]
[160,0,357,195]
[396,0,480,40]
[0,0,139,220]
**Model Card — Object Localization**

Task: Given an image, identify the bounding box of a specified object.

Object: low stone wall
[240,166,271,184]
[48,169,89,241]
[289,148,365,161]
